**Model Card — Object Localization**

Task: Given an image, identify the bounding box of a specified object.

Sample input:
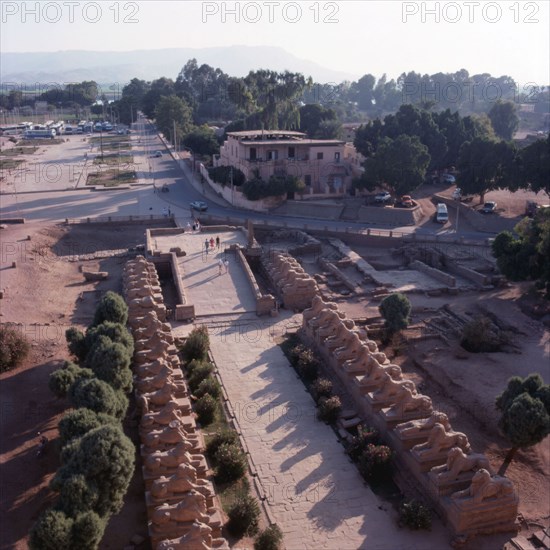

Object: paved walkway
[168,249,452,548]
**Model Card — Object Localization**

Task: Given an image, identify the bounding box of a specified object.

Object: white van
[436,203,448,223]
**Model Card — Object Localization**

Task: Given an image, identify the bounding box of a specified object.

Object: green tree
[85,322,134,357]
[58,408,118,446]
[361,135,430,195]
[208,165,246,187]
[70,511,106,550]
[379,293,412,334]
[457,138,518,202]
[0,325,30,373]
[69,378,128,419]
[519,135,550,196]
[142,77,176,119]
[85,336,133,393]
[29,509,73,550]
[53,425,135,517]
[92,291,128,327]
[155,95,193,145]
[488,100,519,140]
[299,104,338,137]
[49,362,94,399]
[495,374,550,474]
[183,125,220,156]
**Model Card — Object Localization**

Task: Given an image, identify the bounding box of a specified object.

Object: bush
[357,444,393,481]
[181,326,209,361]
[49,362,94,399]
[461,315,503,353]
[254,524,283,550]
[65,327,88,362]
[70,510,106,550]
[347,426,380,461]
[206,430,239,459]
[296,348,319,381]
[188,363,214,393]
[0,325,30,372]
[398,500,432,530]
[195,394,218,426]
[58,474,100,516]
[185,358,205,376]
[85,322,134,357]
[85,336,133,393]
[29,509,73,549]
[214,443,247,484]
[58,408,118,446]
[69,378,128,419]
[379,293,411,334]
[92,291,128,327]
[288,343,306,366]
[227,494,260,537]
[53,425,135,517]
[195,377,222,399]
[312,378,333,401]
[317,396,342,424]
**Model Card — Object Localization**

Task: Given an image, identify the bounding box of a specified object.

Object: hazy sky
[1,1,549,84]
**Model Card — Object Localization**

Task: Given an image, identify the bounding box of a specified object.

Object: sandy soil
[0,221,151,550]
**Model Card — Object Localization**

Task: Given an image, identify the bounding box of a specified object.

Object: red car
[400,195,414,208]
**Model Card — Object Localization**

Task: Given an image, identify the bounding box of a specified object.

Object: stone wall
[410,260,457,287]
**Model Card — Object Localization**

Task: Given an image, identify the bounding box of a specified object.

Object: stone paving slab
[208,314,452,550]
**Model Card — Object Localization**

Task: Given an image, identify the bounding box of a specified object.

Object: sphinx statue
[151,490,210,528]
[144,443,204,474]
[142,421,197,450]
[386,385,433,415]
[371,370,414,401]
[156,521,216,550]
[432,447,493,482]
[151,463,212,502]
[395,411,452,438]
[141,400,191,429]
[451,469,515,504]
[412,423,471,459]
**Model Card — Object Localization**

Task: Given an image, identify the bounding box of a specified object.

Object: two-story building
[214,130,358,196]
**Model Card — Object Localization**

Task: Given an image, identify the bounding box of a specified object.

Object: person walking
[186,222,191,232]
[218,258,223,275]
[224,259,229,273]
[209,237,215,249]
[216,236,220,249]
[204,239,209,255]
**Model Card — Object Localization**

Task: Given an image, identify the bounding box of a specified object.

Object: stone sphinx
[151,490,209,528]
[386,385,433,416]
[412,423,470,460]
[317,310,346,340]
[325,321,356,352]
[151,463,212,503]
[142,421,197,451]
[135,372,178,394]
[333,331,365,363]
[309,306,345,331]
[141,400,191,430]
[432,447,492,482]
[395,411,452,438]
[135,330,175,352]
[302,295,336,326]
[135,359,176,380]
[144,443,204,474]
[451,469,514,504]
[371,371,414,401]
[156,521,214,550]
[138,380,187,410]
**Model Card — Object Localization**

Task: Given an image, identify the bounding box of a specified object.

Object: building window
[288,146,295,159]
[305,175,312,186]
[317,152,323,160]
[267,150,278,161]
[250,147,257,160]
[334,152,340,162]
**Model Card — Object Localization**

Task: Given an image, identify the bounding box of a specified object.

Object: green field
[86,169,137,187]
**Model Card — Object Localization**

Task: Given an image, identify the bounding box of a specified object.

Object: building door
[250,148,256,160]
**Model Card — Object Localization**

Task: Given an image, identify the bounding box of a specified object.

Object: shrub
[185,358,205,376]
[206,430,239,459]
[312,378,333,401]
[188,363,214,393]
[85,322,134,356]
[53,425,135,517]
[288,344,306,366]
[227,494,260,537]
[65,327,88,362]
[379,293,411,334]
[195,394,218,426]
[214,443,247,484]
[70,510,106,550]
[58,408,118,446]
[347,426,380,461]
[92,291,128,327]
[398,500,432,531]
[58,474,100,516]
[85,336,133,393]
[317,395,342,424]
[296,348,319,381]
[49,362,94,399]
[69,378,128,419]
[29,509,73,550]
[0,325,30,372]
[181,326,209,361]
[195,377,222,399]
[461,315,503,353]
[254,524,283,550]
[357,444,393,481]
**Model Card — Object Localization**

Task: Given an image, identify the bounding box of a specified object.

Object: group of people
[204,236,221,254]
[186,219,201,232]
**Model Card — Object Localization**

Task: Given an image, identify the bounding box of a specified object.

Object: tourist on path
[216,236,220,249]
[209,237,215,249]
[204,239,209,255]
[224,259,229,273]
[218,259,223,275]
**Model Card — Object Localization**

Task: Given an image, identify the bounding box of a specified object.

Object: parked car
[441,174,456,184]
[153,151,162,158]
[452,188,462,200]
[400,195,413,208]
[190,200,208,212]
[481,201,497,214]
[374,191,392,203]
[435,203,448,223]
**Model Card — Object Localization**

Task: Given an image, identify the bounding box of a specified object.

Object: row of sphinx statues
[123,256,229,550]
[263,251,319,310]
[301,295,518,539]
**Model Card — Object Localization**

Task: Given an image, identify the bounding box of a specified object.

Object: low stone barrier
[410,260,456,287]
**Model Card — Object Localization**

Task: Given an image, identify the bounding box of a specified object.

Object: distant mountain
[1,46,360,88]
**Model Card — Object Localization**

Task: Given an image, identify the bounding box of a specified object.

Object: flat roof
[239,139,345,146]
[227,130,305,137]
